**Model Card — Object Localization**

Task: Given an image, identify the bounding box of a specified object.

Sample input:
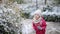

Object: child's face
[34,14,40,20]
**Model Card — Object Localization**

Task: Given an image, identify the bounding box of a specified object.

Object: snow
[22,19,35,34]
[42,6,60,16]
[0,9,3,13]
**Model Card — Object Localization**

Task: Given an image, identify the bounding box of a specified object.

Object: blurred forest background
[0,0,60,34]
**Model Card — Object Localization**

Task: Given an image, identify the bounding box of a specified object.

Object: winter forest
[0,0,60,34]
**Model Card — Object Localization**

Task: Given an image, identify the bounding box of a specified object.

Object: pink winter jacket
[32,18,47,34]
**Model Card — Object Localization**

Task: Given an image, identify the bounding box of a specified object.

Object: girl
[32,9,47,34]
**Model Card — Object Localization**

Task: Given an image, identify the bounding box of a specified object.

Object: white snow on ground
[21,19,35,34]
